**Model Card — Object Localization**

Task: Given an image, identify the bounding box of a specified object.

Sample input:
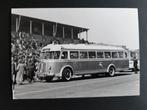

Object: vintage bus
[37,44,129,81]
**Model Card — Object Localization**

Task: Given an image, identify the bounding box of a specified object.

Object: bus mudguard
[107,64,116,72]
[59,65,74,77]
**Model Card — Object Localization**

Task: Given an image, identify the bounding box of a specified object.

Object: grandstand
[11,14,89,45]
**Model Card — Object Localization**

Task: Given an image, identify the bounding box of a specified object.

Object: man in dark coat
[27,57,36,83]
[133,57,138,74]
[11,57,17,85]
[23,57,29,81]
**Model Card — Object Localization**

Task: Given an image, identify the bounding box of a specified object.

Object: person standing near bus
[133,56,138,74]
[11,57,17,90]
[16,59,26,85]
[11,57,17,84]
[27,57,36,83]
[23,56,29,82]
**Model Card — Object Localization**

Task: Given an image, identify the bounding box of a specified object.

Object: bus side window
[54,51,60,59]
[112,52,118,58]
[61,51,68,59]
[88,51,96,58]
[97,52,104,58]
[104,52,111,58]
[70,51,79,59]
[118,52,124,58]
[80,52,88,59]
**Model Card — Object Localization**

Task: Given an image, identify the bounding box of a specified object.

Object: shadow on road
[43,71,136,83]
[71,72,133,81]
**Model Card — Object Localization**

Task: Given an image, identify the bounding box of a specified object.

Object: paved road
[13,72,140,99]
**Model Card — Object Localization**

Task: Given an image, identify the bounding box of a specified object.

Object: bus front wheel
[62,68,72,81]
[108,66,115,77]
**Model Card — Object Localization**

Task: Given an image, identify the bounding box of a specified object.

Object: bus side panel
[50,59,129,77]
[67,61,80,73]
[100,59,129,71]
[112,59,129,71]
[51,60,80,76]
[75,60,106,74]
[87,60,98,72]
[77,60,88,74]
[78,59,129,74]
[57,60,89,75]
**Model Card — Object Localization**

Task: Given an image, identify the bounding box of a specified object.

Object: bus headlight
[48,66,51,70]
[46,66,53,75]
[48,66,52,74]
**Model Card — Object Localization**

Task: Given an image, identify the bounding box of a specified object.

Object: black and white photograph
[11,8,140,99]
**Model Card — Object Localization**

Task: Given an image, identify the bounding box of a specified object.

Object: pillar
[86,30,88,41]
[30,20,32,34]
[16,17,18,32]
[42,22,44,36]
[71,28,73,39]
[62,27,65,38]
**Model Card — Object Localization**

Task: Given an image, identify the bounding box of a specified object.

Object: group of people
[11,55,38,86]
[11,32,42,88]
[11,32,43,60]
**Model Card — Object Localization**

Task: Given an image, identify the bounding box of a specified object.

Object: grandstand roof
[42,44,127,51]
[12,14,89,33]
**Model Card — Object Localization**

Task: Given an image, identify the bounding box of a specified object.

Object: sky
[12,8,139,50]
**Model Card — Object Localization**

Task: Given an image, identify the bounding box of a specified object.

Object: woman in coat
[16,59,26,85]
[11,57,17,89]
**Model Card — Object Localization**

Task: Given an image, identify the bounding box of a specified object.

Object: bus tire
[45,76,54,82]
[108,66,115,77]
[62,68,72,81]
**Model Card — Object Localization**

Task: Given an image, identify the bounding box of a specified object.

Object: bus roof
[42,44,127,51]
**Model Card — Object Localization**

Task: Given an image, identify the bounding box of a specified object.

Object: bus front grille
[39,62,46,73]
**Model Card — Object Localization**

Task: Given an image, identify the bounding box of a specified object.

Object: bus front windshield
[40,51,60,59]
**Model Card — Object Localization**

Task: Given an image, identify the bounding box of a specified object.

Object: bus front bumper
[37,72,54,78]
[37,72,61,78]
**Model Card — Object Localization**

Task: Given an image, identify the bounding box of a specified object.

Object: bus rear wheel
[108,66,115,77]
[62,68,72,81]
